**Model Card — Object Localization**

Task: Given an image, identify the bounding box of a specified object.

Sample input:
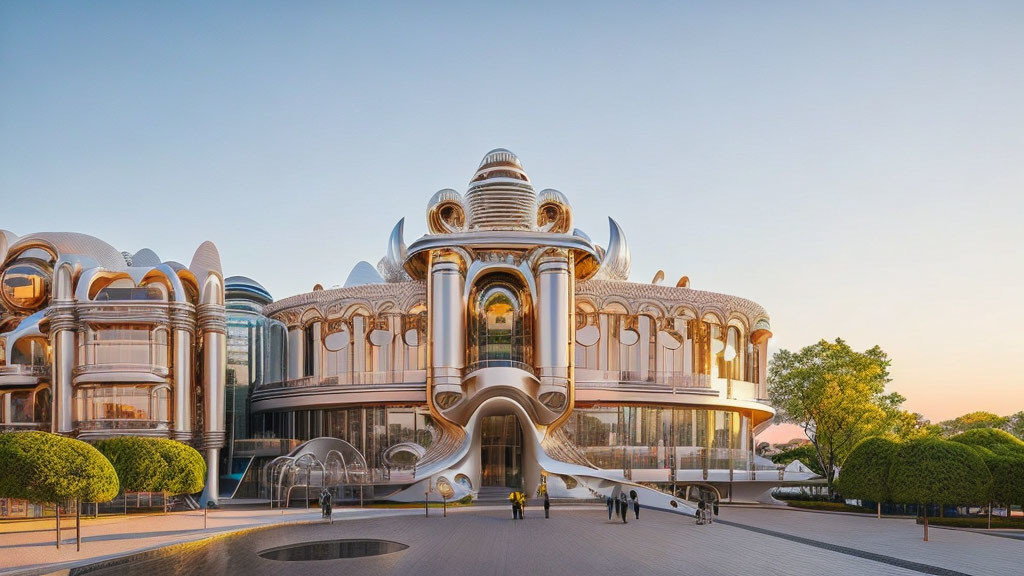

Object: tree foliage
[768,338,902,495]
[889,437,990,506]
[95,437,168,493]
[938,411,1010,437]
[949,428,1024,455]
[950,428,1024,506]
[94,437,205,496]
[770,445,824,476]
[152,438,205,495]
[0,431,119,504]
[836,436,899,503]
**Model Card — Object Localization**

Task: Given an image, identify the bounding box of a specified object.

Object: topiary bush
[151,438,206,496]
[0,431,119,504]
[836,436,898,516]
[95,437,168,493]
[94,437,205,498]
[950,428,1024,457]
[889,437,991,540]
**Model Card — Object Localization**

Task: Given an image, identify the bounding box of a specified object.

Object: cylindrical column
[171,307,195,441]
[311,321,322,380]
[197,303,226,506]
[429,256,464,388]
[48,305,76,434]
[287,326,303,380]
[535,255,570,388]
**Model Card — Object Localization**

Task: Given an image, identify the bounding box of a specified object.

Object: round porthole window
[0,261,51,311]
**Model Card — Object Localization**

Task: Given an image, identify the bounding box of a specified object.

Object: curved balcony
[74,341,170,384]
[0,364,50,387]
[251,370,428,413]
[74,418,171,439]
[0,421,48,432]
[462,359,535,377]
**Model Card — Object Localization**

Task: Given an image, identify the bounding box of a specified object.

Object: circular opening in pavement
[258,539,408,561]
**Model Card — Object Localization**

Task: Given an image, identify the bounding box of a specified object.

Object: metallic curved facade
[0,231,228,504]
[1,149,804,512]
[245,149,796,506]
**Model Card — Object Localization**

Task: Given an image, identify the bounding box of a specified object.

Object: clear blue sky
[2,2,1022,422]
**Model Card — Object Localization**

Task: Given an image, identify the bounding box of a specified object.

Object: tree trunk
[923,507,928,542]
[877,501,881,519]
[76,499,81,552]
[55,503,61,549]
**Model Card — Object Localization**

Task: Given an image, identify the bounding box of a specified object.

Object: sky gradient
[2,2,1022,427]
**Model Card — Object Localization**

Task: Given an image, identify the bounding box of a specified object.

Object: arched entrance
[480,414,523,488]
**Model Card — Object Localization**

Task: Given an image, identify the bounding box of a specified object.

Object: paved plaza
[1,505,1020,576]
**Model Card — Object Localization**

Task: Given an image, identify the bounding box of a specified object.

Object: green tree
[768,338,902,497]
[938,411,1010,437]
[95,437,168,493]
[1001,412,1024,441]
[891,411,942,440]
[949,428,1024,524]
[0,431,119,549]
[151,438,205,496]
[94,437,205,511]
[889,437,991,541]
[835,436,899,518]
[769,444,824,476]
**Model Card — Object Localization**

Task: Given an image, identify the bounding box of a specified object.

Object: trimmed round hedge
[95,437,205,496]
[836,436,898,504]
[0,431,119,504]
[889,437,990,506]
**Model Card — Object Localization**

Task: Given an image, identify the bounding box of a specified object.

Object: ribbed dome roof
[464,148,537,231]
[225,275,273,304]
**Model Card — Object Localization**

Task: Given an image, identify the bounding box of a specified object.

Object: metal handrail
[463,359,535,375]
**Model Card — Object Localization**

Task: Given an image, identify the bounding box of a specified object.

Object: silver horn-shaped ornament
[593,217,631,281]
[377,218,411,282]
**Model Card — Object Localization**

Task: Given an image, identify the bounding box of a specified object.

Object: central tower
[464,148,537,231]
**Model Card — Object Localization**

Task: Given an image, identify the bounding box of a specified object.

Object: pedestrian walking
[606,495,614,520]
[544,492,550,519]
[620,493,628,523]
[630,490,639,520]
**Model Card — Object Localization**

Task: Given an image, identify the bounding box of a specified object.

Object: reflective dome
[464,149,537,231]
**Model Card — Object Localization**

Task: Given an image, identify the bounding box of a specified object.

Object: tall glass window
[468,273,532,371]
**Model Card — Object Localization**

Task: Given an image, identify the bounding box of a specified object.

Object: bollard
[424,491,429,517]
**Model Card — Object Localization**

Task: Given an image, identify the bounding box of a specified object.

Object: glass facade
[252,405,435,482]
[568,405,750,477]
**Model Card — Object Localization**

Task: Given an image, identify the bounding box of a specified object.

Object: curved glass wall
[568,405,751,478]
[252,405,435,483]
[467,273,532,372]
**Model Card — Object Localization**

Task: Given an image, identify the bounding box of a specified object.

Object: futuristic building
[1,150,805,514]
[0,231,228,504]
[247,149,793,507]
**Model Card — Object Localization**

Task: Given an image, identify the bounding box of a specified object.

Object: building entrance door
[480,415,523,488]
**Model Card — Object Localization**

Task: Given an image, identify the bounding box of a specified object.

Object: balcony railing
[75,419,170,431]
[0,364,51,378]
[260,370,428,391]
[575,370,713,390]
[463,360,535,376]
[0,422,47,432]
[80,341,169,368]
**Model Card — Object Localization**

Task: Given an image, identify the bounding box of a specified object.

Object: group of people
[606,490,640,523]
[509,490,552,519]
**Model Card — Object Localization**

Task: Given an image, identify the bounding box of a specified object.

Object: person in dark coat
[619,493,628,523]
[544,492,550,519]
[630,490,640,519]
[606,495,614,520]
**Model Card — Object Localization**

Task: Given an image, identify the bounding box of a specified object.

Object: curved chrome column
[534,253,571,413]
[171,306,195,441]
[197,303,226,504]
[47,303,76,434]
[428,253,465,411]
